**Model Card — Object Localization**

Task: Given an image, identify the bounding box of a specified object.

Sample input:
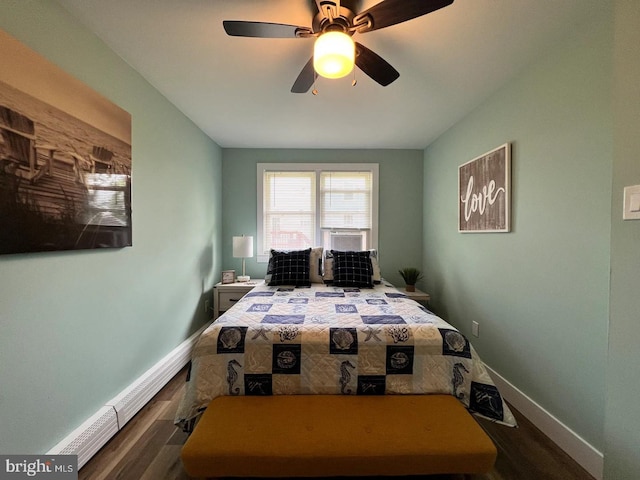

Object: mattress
[175,282,516,428]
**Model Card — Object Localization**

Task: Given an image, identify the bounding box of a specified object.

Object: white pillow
[309,247,324,283]
[369,249,382,283]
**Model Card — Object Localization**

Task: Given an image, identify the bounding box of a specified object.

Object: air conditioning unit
[330,232,365,251]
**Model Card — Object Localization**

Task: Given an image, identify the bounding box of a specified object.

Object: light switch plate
[623,185,640,220]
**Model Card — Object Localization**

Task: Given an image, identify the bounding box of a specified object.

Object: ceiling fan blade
[355,42,399,86]
[223,20,309,38]
[354,0,453,33]
[291,57,317,93]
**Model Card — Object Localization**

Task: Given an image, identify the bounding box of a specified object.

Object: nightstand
[213,281,263,320]
[401,288,431,305]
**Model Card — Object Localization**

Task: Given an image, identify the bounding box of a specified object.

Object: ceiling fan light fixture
[313,31,355,79]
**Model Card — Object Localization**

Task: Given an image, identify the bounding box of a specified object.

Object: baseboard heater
[48,323,208,469]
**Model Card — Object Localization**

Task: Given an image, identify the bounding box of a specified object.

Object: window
[257,163,378,262]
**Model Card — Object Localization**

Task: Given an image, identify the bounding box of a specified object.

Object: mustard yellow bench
[181,395,497,478]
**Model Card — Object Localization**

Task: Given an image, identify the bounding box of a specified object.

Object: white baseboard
[48,323,209,469]
[105,326,202,429]
[486,365,603,480]
[47,406,119,468]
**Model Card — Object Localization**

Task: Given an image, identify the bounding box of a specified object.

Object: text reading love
[460,175,505,222]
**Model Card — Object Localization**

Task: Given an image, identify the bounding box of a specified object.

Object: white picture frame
[221,270,236,284]
[458,143,511,233]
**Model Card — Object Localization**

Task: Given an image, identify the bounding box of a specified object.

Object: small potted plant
[398,267,423,292]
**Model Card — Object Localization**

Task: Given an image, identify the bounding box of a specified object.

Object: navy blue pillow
[331,250,374,288]
[268,249,311,287]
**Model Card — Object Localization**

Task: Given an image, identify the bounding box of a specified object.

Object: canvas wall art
[0,29,132,255]
[458,143,511,233]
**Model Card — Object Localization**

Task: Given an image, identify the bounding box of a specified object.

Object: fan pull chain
[312,76,319,95]
[352,69,357,87]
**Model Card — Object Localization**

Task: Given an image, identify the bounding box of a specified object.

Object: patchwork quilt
[175,282,516,429]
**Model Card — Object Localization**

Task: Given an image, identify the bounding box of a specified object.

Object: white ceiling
[56,0,605,149]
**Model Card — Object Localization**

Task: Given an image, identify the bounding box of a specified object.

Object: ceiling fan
[223,0,454,93]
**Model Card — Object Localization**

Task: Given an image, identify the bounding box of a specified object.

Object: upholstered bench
[181,395,497,478]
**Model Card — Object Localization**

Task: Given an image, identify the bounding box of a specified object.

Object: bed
[175,249,516,431]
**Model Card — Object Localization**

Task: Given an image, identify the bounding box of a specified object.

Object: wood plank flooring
[79,368,595,480]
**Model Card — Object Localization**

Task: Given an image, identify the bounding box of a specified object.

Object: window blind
[262,171,316,254]
[320,171,372,229]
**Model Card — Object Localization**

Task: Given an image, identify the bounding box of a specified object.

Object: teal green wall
[604,1,640,478]
[221,149,423,288]
[0,1,222,454]
[423,9,612,452]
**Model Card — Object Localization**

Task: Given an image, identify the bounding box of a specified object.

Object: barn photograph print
[458,143,511,233]
[0,28,132,255]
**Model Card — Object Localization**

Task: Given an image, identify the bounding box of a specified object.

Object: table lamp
[232,235,253,282]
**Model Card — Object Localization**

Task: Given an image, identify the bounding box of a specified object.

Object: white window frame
[257,163,379,263]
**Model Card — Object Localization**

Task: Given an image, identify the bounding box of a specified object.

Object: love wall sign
[458,143,511,233]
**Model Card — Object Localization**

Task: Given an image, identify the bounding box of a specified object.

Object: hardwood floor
[79,368,595,480]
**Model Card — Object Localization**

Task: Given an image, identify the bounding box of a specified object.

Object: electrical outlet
[204,299,210,313]
[472,321,479,337]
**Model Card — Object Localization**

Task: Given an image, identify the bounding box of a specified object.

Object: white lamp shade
[233,236,254,258]
[314,31,355,79]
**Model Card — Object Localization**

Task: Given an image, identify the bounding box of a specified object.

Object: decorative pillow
[267,248,311,286]
[309,247,324,283]
[266,247,322,284]
[331,250,374,288]
[265,251,276,283]
[324,249,381,284]
[323,249,336,283]
[369,249,382,284]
